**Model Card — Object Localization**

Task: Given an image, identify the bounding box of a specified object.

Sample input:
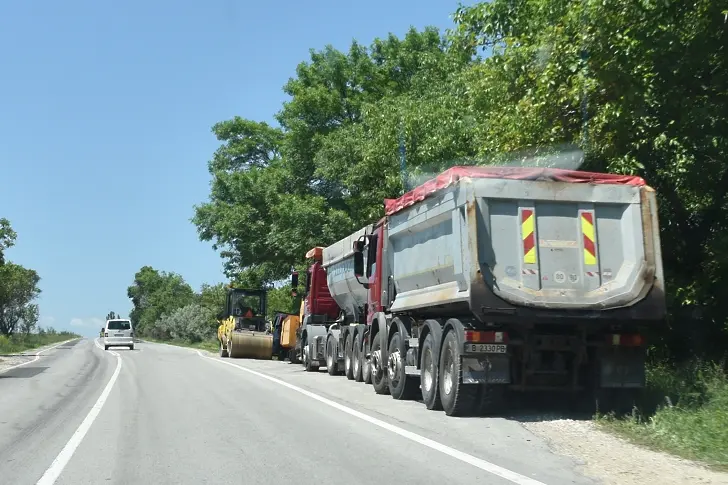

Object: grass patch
[598,360,728,469]
[142,337,219,353]
[0,332,80,355]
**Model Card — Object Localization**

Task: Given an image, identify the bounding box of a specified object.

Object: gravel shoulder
[523,419,728,485]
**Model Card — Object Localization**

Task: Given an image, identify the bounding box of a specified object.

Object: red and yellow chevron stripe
[581,212,597,265]
[522,209,537,264]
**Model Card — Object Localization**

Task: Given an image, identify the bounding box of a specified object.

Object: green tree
[0,218,18,266]
[127,266,195,337]
[197,283,227,332]
[193,27,471,285]
[452,0,728,358]
[0,263,41,336]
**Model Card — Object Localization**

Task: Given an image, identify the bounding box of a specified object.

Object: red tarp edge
[384,166,646,217]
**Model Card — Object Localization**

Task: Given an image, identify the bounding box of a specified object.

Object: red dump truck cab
[304,259,339,320]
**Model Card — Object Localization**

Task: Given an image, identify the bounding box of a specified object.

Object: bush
[154,304,214,343]
[600,359,728,468]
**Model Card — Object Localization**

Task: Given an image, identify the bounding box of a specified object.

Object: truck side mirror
[291,271,299,290]
[354,251,364,278]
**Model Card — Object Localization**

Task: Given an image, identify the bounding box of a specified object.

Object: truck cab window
[366,235,378,278]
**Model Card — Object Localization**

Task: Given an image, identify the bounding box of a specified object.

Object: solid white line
[35,339,122,485]
[197,351,547,485]
[0,338,78,375]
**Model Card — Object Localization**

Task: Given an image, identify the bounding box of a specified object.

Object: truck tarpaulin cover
[384,166,647,216]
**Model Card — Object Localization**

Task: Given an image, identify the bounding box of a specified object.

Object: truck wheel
[362,338,372,384]
[420,332,442,410]
[371,332,390,395]
[439,330,478,416]
[304,342,319,372]
[388,331,417,400]
[219,341,228,358]
[344,332,355,380]
[326,336,338,376]
[352,333,363,382]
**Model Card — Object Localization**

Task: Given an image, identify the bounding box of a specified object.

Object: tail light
[608,334,643,346]
[464,330,509,344]
[130,331,134,337]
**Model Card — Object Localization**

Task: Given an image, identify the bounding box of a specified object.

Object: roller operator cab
[338,166,666,417]
[217,287,273,360]
[104,319,134,350]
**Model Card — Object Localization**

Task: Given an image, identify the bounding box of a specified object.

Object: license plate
[465,343,507,354]
[115,333,124,337]
[249,325,256,330]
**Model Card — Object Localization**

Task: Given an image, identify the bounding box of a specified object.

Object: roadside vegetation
[124,0,728,466]
[0,329,80,355]
[598,361,728,469]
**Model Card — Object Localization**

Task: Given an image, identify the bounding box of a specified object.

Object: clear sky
[0,0,471,337]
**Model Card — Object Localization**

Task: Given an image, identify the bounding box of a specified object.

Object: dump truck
[291,247,341,372]
[309,166,665,416]
[217,287,273,359]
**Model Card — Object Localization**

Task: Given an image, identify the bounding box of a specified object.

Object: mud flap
[461,354,511,384]
[599,350,645,388]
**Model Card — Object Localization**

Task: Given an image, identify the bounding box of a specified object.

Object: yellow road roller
[217,286,273,360]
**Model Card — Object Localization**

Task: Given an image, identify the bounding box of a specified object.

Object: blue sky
[0,0,471,337]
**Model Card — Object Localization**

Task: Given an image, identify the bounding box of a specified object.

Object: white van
[103,319,134,350]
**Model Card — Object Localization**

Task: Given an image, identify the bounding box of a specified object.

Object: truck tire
[352,332,363,382]
[344,332,355,380]
[304,342,319,372]
[362,338,372,384]
[439,329,478,416]
[219,341,228,358]
[387,331,417,400]
[420,332,442,410]
[371,332,390,395]
[326,336,339,376]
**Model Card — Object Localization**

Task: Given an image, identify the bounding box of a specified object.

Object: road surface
[0,338,598,485]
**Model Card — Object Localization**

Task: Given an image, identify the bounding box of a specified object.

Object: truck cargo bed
[384,167,665,321]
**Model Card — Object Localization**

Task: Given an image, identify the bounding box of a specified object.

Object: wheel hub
[387,350,401,381]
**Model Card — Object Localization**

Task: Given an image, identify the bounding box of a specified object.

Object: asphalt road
[0,338,598,485]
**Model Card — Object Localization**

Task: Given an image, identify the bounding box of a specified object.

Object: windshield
[230,292,262,317]
[107,321,131,330]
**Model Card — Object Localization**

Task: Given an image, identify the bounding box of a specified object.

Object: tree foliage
[0,219,41,336]
[188,1,727,360]
[127,266,196,337]
[153,304,214,343]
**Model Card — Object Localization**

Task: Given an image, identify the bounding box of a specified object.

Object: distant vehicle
[103,319,134,350]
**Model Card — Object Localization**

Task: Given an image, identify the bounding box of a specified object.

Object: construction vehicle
[217,286,272,360]
[271,311,301,361]
[295,166,666,416]
[291,247,340,372]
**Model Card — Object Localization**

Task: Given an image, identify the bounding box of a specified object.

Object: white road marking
[0,339,78,375]
[35,339,122,485]
[197,350,547,485]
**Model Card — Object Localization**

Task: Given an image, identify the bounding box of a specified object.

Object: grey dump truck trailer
[299,166,665,416]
